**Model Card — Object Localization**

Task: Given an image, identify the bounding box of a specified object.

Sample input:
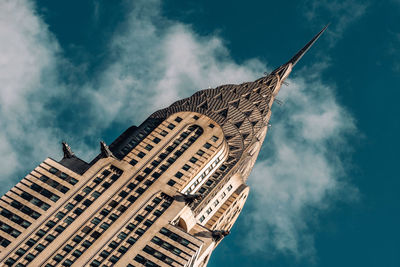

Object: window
[193,115,199,120]
[189,157,198,163]
[206,207,212,214]
[49,167,58,174]
[167,123,175,129]
[91,217,101,225]
[138,151,146,158]
[209,123,215,128]
[92,191,101,199]
[160,130,168,136]
[65,203,75,210]
[145,144,153,151]
[175,116,182,122]
[64,216,74,225]
[45,234,55,242]
[203,142,212,149]
[214,200,219,206]
[197,150,205,156]
[175,172,183,178]
[182,164,190,171]
[227,184,233,191]
[167,180,176,186]
[211,135,219,142]
[129,159,138,166]
[153,137,161,144]
[199,215,205,222]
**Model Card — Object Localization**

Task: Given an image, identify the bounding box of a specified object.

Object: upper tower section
[150,25,328,177]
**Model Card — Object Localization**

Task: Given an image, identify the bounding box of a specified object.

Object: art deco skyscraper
[0,26,327,267]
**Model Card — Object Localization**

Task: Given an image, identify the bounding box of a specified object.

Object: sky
[0,0,399,266]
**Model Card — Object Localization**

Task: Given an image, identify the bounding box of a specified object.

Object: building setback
[0,26,327,267]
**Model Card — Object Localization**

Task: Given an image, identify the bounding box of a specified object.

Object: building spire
[287,24,329,67]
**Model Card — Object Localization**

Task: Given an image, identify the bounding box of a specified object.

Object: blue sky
[0,0,399,266]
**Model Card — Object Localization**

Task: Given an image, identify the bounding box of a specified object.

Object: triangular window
[225,135,234,140]
[234,121,243,128]
[244,110,252,117]
[230,100,239,108]
[199,102,208,109]
[218,108,228,118]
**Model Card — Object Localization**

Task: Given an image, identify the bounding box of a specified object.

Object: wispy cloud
[0,0,357,261]
[244,69,357,259]
[304,0,369,46]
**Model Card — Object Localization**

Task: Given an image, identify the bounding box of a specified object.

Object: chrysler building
[0,26,327,267]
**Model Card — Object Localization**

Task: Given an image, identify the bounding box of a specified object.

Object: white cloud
[0,0,62,190]
[244,72,357,258]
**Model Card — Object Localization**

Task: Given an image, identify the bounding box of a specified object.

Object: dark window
[82,240,92,248]
[127,182,136,190]
[119,191,128,198]
[83,199,93,207]
[64,216,74,225]
[167,123,175,130]
[100,250,110,258]
[91,231,101,239]
[25,253,35,261]
[135,215,145,222]
[72,250,82,258]
[136,228,145,236]
[73,235,83,243]
[45,234,55,242]
[56,211,65,219]
[109,213,119,221]
[167,180,176,186]
[193,115,199,120]
[211,135,219,142]
[209,123,215,128]
[127,196,137,203]
[189,157,198,163]
[204,142,212,149]
[36,229,46,237]
[127,237,137,245]
[49,167,58,174]
[55,225,65,233]
[151,172,161,179]
[138,151,146,158]
[153,137,161,144]
[129,159,138,166]
[175,172,183,178]
[198,187,206,193]
[118,232,128,239]
[26,238,36,247]
[118,246,128,254]
[109,241,118,249]
[74,194,84,202]
[160,130,168,136]
[197,150,205,156]
[65,203,74,210]
[62,259,73,266]
[182,164,190,171]
[69,178,78,185]
[63,259,73,266]
[145,144,153,151]
[82,226,92,234]
[175,117,182,122]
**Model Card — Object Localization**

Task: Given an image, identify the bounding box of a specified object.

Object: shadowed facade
[0,26,327,267]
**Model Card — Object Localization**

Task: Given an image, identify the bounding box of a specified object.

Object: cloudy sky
[0,0,399,266]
